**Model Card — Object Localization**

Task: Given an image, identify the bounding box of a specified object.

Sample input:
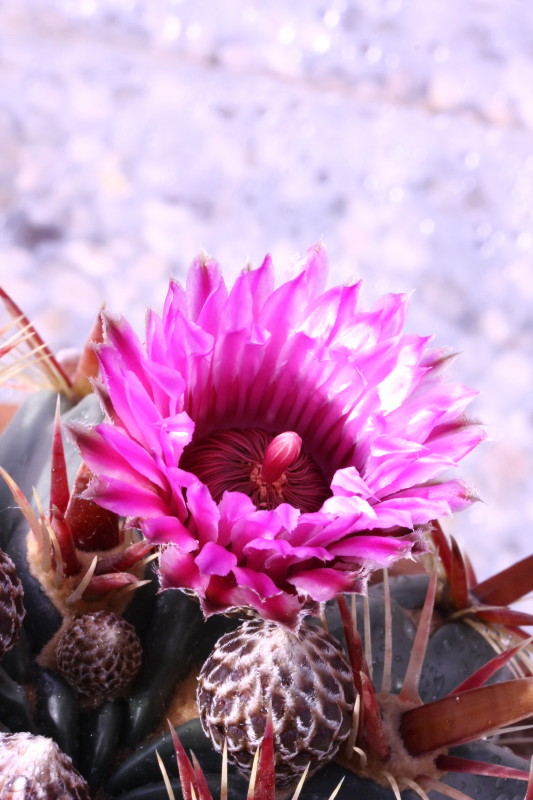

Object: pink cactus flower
[73,244,484,629]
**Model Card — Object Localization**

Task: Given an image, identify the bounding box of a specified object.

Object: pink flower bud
[260,432,303,484]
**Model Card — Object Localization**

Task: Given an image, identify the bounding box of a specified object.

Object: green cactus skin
[0,392,236,796]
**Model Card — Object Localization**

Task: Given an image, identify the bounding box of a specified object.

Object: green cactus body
[0,391,235,796]
[0,376,532,799]
[107,578,532,800]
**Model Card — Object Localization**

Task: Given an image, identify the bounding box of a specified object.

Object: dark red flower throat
[179,427,331,513]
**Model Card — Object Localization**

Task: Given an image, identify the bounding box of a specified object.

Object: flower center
[179,427,331,512]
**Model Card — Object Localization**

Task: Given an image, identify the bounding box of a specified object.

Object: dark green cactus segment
[0,391,72,549]
[121,561,158,639]
[108,782,180,800]
[124,590,237,748]
[418,621,515,703]
[324,592,417,694]
[124,590,203,748]
[312,743,530,798]
[107,718,206,794]
[104,730,176,795]
[0,377,528,800]
[5,527,62,653]
[1,627,34,683]
[135,736,530,800]
[35,667,79,764]
[79,698,125,793]
[306,765,421,799]
[109,778,217,800]
[444,740,530,799]
[326,585,518,706]
[0,664,35,732]
[372,574,430,610]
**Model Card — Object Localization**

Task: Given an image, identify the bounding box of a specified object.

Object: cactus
[110,565,533,799]
[1,255,533,800]
[0,291,235,796]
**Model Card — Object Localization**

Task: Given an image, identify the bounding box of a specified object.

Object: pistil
[259,432,302,483]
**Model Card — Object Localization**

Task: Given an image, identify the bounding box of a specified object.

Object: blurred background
[0,0,532,587]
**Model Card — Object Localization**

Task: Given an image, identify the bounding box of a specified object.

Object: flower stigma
[179,427,331,513]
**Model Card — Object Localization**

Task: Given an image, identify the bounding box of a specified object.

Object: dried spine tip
[0,548,25,658]
[197,618,356,789]
[56,610,142,707]
[0,732,90,799]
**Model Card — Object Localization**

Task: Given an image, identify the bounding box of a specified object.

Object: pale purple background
[0,1,532,600]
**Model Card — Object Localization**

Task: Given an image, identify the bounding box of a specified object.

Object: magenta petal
[242,539,332,577]
[73,245,484,631]
[98,367,162,452]
[328,535,413,564]
[200,578,305,629]
[162,278,187,322]
[143,516,197,551]
[195,542,237,576]
[186,254,223,323]
[217,490,257,520]
[425,421,486,462]
[233,566,281,599]
[158,412,195,466]
[198,577,246,617]
[243,254,275,317]
[259,245,327,333]
[320,494,377,523]
[243,538,330,564]
[159,547,206,593]
[365,504,422,530]
[187,482,220,545]
[70,425,136,482]
[197,277,229,337]
[93,423,167,488]
[245,592,306,630]
[331,466,373,499]
[84,476,168,518]
[102,314,148,384]
[271,502,300,533]
[224,270,254,333]
[301,282,361,343]
[287,568,359,601]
